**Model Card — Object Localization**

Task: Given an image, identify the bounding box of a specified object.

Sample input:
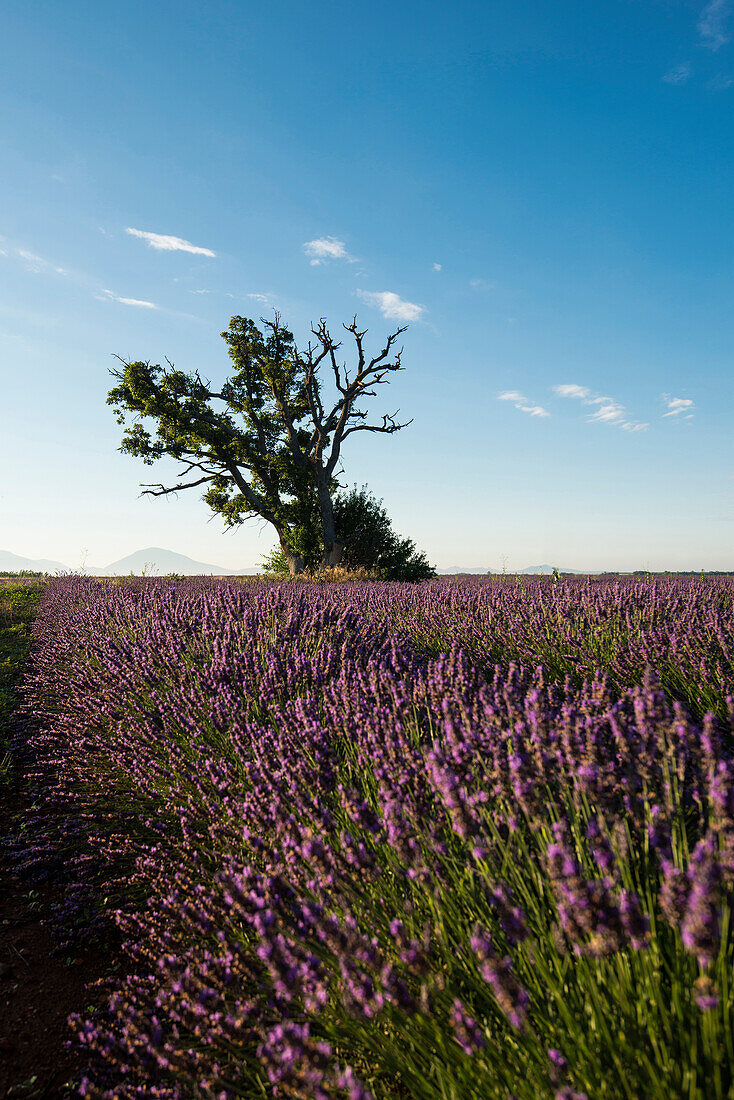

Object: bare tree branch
[141,475,216,497]
[341,412,413,441]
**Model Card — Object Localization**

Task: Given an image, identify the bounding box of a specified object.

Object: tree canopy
[107,314,412,573]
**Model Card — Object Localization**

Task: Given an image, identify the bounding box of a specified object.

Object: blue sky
[1,0,732,571]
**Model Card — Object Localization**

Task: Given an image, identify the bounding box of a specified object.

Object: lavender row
[17,576,734,1098]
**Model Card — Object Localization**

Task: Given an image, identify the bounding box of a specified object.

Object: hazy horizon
[0,544,726,577]
[2,2,732,572]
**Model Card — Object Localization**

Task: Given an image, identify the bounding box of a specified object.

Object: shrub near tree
[333,485,434,580]
[262,486,435,580]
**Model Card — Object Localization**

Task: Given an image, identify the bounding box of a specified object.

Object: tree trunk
[324,541,344,567]
[316,468,343,567]
[285,552,305,575]
[280,539,305,576]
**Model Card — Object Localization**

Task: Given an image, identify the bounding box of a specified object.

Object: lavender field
[17,575,734,1098]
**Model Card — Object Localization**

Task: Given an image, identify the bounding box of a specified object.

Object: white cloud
[356,289,425,323]
[553,383,590,399]
[498,390,550,417]
[125,228,216,257]
[662,395,695,418]
[699,0,732,50]
[663,63,693,84]
[303,236,354,265]
[97,288,159,310]
[433,262,442,271]
[587,396,626,424]
[247,293,271,304]
[553,382,647,431]
[470,277,495,290]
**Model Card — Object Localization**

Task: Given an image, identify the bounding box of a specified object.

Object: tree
[261,486,435,582]
[107,314,412,574]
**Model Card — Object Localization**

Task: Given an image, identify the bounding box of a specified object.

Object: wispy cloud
[303,236,354,265]
[96,288,159,310]
[470,277,495,290]
[356,289,425,323]
[662,395,696,418]
[126,228,216,257]
[587,396,626,424]
[699,0,732,50]
[498,390,550,418]
[663,63,693,84]
[553,383,647,432]
[432,262,442,272]
[18,248,47,272]
[14,248,70,276]
[189,289,273,306]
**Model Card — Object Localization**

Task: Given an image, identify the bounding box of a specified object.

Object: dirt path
[0,797,110,1099]
[1,581,112,1098]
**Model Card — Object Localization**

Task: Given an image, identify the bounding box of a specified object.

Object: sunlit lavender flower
[548,1048,568,1071]
[547,828,626,956]
[681,834,721,968]
[694,975,720,1011]
[659,859,689,927]
[470,928,529,1029]
[450,999,487,1055]
[619,890,650,950]
[258,1020,332,1092]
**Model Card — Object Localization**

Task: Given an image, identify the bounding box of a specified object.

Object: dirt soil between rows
[0,792,110,1099]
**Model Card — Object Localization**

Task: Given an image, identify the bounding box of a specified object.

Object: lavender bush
[16,575,734,1098]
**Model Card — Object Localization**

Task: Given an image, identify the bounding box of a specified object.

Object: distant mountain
[1,547,258,576]
[1,548,600,579]
[518,564,591,575]
[100,548,255,576]
[437,564,592,575]
[436,567,492,574]
[0,549,69,573]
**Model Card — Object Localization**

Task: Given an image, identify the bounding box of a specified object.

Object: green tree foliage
[108,315,411,574]
[262,486,435,581]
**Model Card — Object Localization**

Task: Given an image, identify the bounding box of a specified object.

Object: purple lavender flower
[694,975,720,1011]
[470,927,529,1029]
[548,1048,568,1072]
[450,999,487,1055]
[16,574,734,1097]
[681,834,721,968]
